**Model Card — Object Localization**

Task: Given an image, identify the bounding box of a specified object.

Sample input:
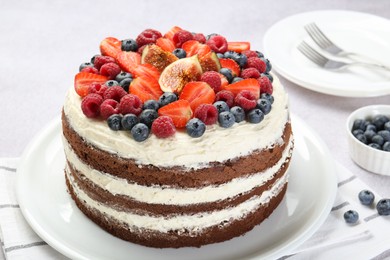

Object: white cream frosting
[66,167,288,233]
[64,138,293,205]
[63,76,289,170]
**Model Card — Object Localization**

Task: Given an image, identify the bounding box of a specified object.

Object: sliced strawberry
[116,51,141,74]
[222,78,260,99]
[227,42,251,53]
[158,99,193,128]
[129,76,163,102]
[164,26,183,41]
[179,81,216,112]
[219,58,240,77]
[133,64,160,82]
[219,73,229,88]
[74,72,108,97]
[182,40,211,58]
[156,37,176,52]
[100,37,122,59]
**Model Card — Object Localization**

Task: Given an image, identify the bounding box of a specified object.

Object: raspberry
[206,35,228,53]
[81,67,99,74]
[88,83,108,96]
[173,30,194,48]
[234,90,257,111]
[118,94,143,116]
[194,104,218,125]
[100,62,121,80]
[193,33,206,44]
[100,99,119,119]
[241,68,261,79]
[81,94,103,118]
[136,29,162,47]
[200,71,222,93]
[215,90,234,108]
[246,57,266,73]
[242,50,258,59]
[151,116,176,138]
[258,76,273,95]
[103,86,127,102]
[94,55,116,70]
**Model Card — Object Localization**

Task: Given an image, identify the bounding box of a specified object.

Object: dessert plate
[263,10,390,97]
[16,114,337,260]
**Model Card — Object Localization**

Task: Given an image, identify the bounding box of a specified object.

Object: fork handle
[346,61,390,71]
[340,51,389,67]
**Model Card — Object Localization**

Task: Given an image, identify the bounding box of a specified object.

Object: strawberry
[164,26,183,41]
[100,37,122,59]
[129,76,162,102]
[227,42,251,53]
[182,40,211,58]
[219,73,229,88]
[158,99,193,128]
[116,51,141,74]
[179,81,216,112]
[133,64,160,82]
[74,72,108,97]
[222,78,260,99]
[219,58,240,77]
[156,37,176,52]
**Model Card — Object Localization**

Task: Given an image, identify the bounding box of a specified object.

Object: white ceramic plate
[264,10,390,97]
[16,114,337,260]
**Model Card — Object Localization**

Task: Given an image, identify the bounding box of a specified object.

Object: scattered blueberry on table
[344,210,359,224]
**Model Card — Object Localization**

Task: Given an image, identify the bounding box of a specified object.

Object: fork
[298,41,390,71]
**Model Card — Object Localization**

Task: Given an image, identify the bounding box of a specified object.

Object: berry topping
[200,71,222,93]
[81,66,99,74]
[164,26,183,41]
[215,90,234,107]
[100,62,121,80]
[230,106,245,123]
[193,33,206,44]
[206,35,228,53]
[246,57,266,73]
[218,111,235,128]
[143,100,160,111]
[79,62,94,71]
[107,114,123,131]
[234,90,257,111]
[158,99,193,128]
[240,68,261,79]
[223,78,260,99]
[121,39,138,52]
[219,68,233,83]
[377,199,390,215]
[119,94,143,115]
[358,190,375,206]
[139,109,159,128]
[116,51,141,75]
[103,86,127,102]
[99,37,122,59]
[256,98,272,115]
[182,40,211,58]
[136,29,162,47]
[344,210,359,224]
[232,77,243,83]
[227,42,250,53]
[94,55,116,70]
[173,48,187,59]
[88,83,108,97]
[156,37,176,52]
[133,63,161,82]
[241,50,258,59]
[104,80,120,87]
[219,58,240,77]
[81,94,103,118]
[74,72,109,97]
[179,81,216,112]
[262,58,272,73]
[173,30,194,48]
[194,104,218,125]
[247,109,264,124]
[115,72,133,82]
[151,116,176,138]
[131,123,150,142]
[213,101,230,114]
[100,99,120,120]
[130,76,163,102]
[121,114,139,130]
[186,118,206,138]
[159,92,178,107]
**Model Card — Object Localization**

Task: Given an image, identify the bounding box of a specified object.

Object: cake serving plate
[16,114,337,260]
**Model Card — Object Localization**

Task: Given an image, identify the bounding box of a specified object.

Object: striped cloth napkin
[1,157,389,260]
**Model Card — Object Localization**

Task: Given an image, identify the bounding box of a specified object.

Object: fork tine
[304,23,328,49]
[309,23,335,47]
[298,42,328,66]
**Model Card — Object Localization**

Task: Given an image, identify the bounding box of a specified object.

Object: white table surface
[1,0,390,259]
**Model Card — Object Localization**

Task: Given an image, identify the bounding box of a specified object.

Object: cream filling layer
[64,137,293,205]
[63,76,289,170]
[66,168,288,233]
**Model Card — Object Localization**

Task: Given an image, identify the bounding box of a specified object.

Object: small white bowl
[346,105,390,176]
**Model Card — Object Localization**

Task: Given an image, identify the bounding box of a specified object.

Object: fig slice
[141,44,178,72]
[199,51,221,72]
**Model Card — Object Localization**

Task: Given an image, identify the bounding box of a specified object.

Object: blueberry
[105,80,119,87]
[213,101,230,114]
[352,119,366,131]
[216,53,225,59]
[121,38,138,52]
[256,99,272,115]
[376,199,390,215]
[343,210,359,224]
[107,114,123,131]
[364,129,376,142]
[365,124,377,132]
[224,51,240,61]
[383,142,390,152]
[230,106,245,123]
[355,133,367,144]
[139,109,158,128]
[372,115,389,130]
[358,190,375,206]
[219,68,233,83]
[79,62,94,71]
[352,129,364,137]
[385,121,390,131]
[206,33,219,40]
[256,51,264,58]
[368,143,381,150]
[118,78,132,92]
[186,118,206,138]
[261,72,273,83]
[159,92,177,107]
[143,100,160,111]
[90,54,100,64]
[247,109,264,124]
[261,58,272,73]
[260,93,274,104]
[378,130,390,142]
[218,111,235,128]
[232,77,243,83]
[173,48,186,59]
[115,72,133,83]
[131,123,150,142]
[121,114,138,130]
[371,134,385,146]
